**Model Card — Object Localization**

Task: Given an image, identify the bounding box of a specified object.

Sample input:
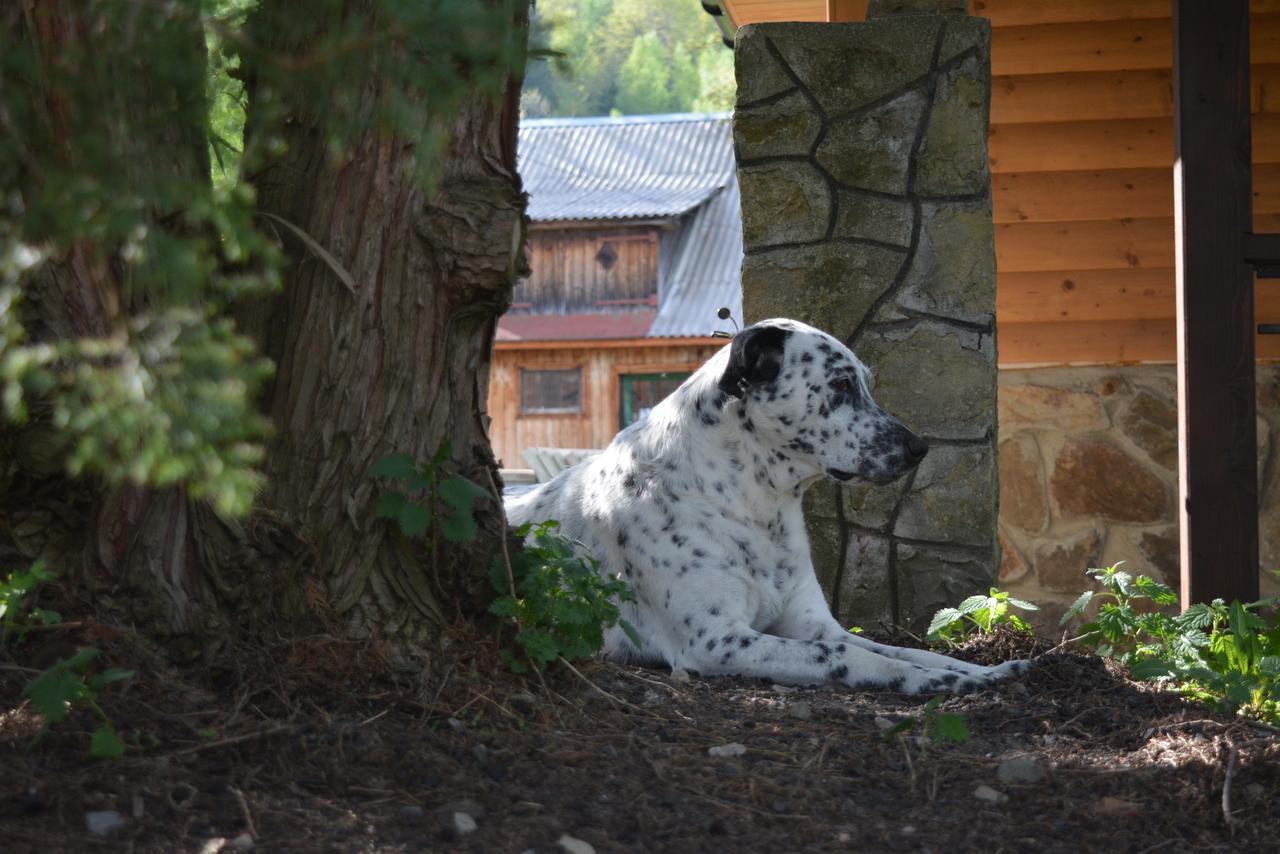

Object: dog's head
[718,319,927,483]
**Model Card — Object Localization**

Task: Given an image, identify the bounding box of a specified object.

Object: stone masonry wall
[734,12,999,631]
[998,365,1280,635]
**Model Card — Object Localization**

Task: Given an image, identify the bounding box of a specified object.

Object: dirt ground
[2,622,1279,853]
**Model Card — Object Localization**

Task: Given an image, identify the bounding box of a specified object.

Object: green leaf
[374,490,406,519]
[931,712,970,745]
[396,502,430,538]
[1005,597,1039,611]
[619,618,643,650]
[21,657,92,723]
[89,724,126,759]
[439,508,478,543]
[432,442,453,466]
[438,474,490,512]
[1130,659,1177,680]
[956,595,988,616]
[927,608,963,638]
[95,668,135,686]
[369,453,418,481]
[1064,588,1095,622]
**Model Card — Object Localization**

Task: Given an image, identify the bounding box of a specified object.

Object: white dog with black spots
[505,318,1028,693]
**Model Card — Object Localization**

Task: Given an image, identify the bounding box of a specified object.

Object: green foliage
[1,0,528,517]
[488,520,640,673]
[21,647,134,759]
[927,587,1039,643]
[883,696,970,746]
[1065,564,1280,724]
[522,0,733,117]
[2,563,134,758]
[0,561,60,647]
[371,444,491,548]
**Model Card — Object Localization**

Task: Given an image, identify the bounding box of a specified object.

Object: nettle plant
[371,452,639,673]
[1066,564,1280,724]
[489,520,641,673]
[927,587,1039,643]
[2,562,134,758]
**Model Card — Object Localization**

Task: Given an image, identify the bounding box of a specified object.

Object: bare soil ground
[3,623,1279,853]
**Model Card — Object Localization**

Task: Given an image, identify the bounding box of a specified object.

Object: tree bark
[3,1,528,649]
[239,4,529,642]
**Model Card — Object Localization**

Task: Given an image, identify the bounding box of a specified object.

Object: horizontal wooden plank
[991,15,1280,77]
[989,113,1280,174]
[996,213,1280,273]
[724,0,826,24]
[996,217,1174,272]
[972,0,1280,28]
[992,164,1280,224]
[992,65,1280,125]
[998,266,1280,324]
[998,318,1280,366]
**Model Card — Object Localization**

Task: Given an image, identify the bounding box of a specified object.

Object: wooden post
[1173,0,1260,606]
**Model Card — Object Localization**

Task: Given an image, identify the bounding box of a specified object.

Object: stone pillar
[733,6,997,629]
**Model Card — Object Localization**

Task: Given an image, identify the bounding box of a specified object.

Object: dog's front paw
[987,659,1032,679]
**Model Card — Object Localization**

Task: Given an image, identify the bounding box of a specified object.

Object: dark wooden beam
[1173,0,1260,606]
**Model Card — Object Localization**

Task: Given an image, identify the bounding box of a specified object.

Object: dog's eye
[830,377,854,395]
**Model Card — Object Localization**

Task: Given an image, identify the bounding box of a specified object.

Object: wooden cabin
[488,114,741,471]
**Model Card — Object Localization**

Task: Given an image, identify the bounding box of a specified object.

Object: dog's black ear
[718,323,791,398]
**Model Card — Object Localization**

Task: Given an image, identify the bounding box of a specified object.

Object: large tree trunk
[238,5,528,642]
[0,2,277,652]
[4,1,528,650]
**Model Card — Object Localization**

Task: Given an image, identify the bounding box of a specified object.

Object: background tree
[521,0,733,118]
[1,0,530,649]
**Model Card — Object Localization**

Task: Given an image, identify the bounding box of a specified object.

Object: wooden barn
[488,114,743,473]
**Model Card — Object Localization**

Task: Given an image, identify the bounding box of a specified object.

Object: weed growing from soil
[1065,563,1280,724]
[926,587,1038,643]
[882,695,970,746]
[371,451,638,673]
[370,444,492,564]
[489,521,641,673]
[2,562,134,758]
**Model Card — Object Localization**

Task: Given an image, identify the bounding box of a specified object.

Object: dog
[504,319,1027,693]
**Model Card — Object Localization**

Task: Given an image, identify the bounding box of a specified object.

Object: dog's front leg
[771,574,1030,684]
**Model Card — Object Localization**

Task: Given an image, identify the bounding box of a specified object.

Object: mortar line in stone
[736,154,813,169]
[821,44,979,131]
[735,86,803,113]
[743,235,911,258]
[761,35,829,122]
[831,483,852,619]
[892,534,993,556]
[866,309,994,335]
[920,432,992,448]
[867,21,949,629]
[917,191,990,205]
[842,22,948,354]
[825,182,913,204]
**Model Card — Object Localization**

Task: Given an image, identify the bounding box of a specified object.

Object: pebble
[973,784,1008,804]
[670,668,691,685]
[227,834,255,851]
[996,757,1046,784]
[557,833,596,854]
[707,742,747,758]
[789,701,812,721]
[85,810,127,836]
[641,689,662,707]
[873,716,896,732]
[453,812,478,835]
[446,717,466,732]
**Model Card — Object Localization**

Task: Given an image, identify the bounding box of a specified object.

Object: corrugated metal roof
[647,180,743,338]
[519,113,736,222]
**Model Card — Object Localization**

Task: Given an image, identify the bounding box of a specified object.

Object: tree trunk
[1,2,277,652]
[4,1,528,650]
[238,5,529,642]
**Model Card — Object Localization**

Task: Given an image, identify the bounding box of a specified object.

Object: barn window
[619,372,691,428]
[520,368,582,415]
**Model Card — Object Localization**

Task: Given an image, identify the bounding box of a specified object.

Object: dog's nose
[906,434,929,462]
